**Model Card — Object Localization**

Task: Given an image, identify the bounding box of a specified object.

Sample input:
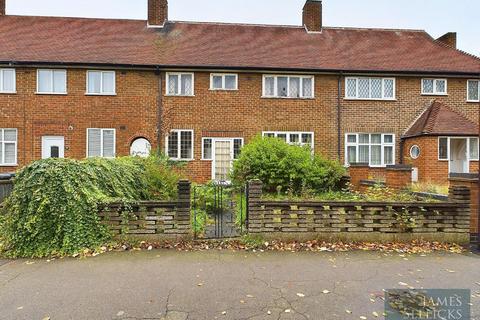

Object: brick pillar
[176,180,191,234]
[348,163,369,191]
[247,180,263,232]
[449,175,478,242]
[385,165,412,190]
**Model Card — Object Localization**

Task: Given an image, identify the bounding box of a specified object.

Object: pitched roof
[0,15,479,73]
[403,100,479,138]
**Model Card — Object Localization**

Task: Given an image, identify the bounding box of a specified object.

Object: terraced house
[0,0,478,183]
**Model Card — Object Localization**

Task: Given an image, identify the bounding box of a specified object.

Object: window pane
[102,72,115,93]
[3,129,16,141]
[383,134,394,144]
[371,134,381,144]
[470,138,479,160]
[423,79,434,93]
[277,77,288,97]
[0,144,2,164]
[289,77,300,98]
[289,134,300,144]
[264,133,275,138]
[233,139,242,159]
[359,134,369,144]
[359,145,369,163]
[439,138,448,160]
[277,133,287,142]
[168,74,179,95]
[347,146,356,164]
[180,131,193,159]
[435,79,446,93]
[203,139,212,159]
[346,78,357,98]
[225,75,236,89]
[53,70,66,93]
[383,79,394,98]
[301,134,313,145]
[358,78,370,98]
[2,70,15,92]
[168,132,179,158]
[384,146,394,165]
[468,80,479,101]
[212,75,223,89]
[88,129,102,157]
[371,145,381,165]
[347,134,357,143]
[38,70,53,92]
[302,77,313,98]
[88,72,101,93]
[4,143,15,164]
[181,74,193,95]
[264,77,274,96]
[371,78,382,99]
[102,130,115,158]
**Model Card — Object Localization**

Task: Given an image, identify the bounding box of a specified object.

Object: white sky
[6,0,480,57]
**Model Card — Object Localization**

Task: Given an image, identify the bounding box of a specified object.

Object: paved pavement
[0,250,479,320]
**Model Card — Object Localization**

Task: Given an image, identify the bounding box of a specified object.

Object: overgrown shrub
[231,136,346,195]
[0,155,181,258]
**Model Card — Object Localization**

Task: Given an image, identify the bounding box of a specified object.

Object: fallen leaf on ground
[398,282,408,286]
[322,290,330,294]
[285,309,291,313]
[360,316,367,319]
[116,311,125,317]
[297,293,305,297]
[372,311,379,317]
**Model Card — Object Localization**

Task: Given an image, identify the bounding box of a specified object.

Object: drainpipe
[399,138,405,164]
[156,67,163,156]
[477,72,480,247]
[337,73,343,160]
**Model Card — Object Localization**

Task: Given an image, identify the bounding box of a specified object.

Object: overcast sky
[6,0,480,57]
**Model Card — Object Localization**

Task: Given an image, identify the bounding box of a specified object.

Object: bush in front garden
[231,136,346,195]
[0,155,181,258]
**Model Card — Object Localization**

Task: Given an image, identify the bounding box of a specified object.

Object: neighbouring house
[0,0,478,183]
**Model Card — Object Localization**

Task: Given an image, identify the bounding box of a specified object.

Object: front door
[42,136,65,159]
[449,138,468,174]
[213,140,233,182]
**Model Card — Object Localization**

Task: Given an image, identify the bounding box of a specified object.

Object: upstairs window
[0,129,17,165]
[87,71,116,95]
[262,131,314,149]
[210,74,238,90]
[37,69,67,94]
[345,133,395,167]
[467,80,479,102]
[345,77,395,100]
[167,130,193,160]
[0,69,15,93]
[87,128,116,158]
[422,78,447,95]
[263,75,314,98]
[166,73,194,96]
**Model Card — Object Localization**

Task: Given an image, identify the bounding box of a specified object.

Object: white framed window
[86,71,116,95]
[262,131,314,150]
[409,145,420,159]
[345,77,395,100]
[202,138,243,160]
[0,69,16,93]
[421,78,447,95]
[467,80,479,102]
[438,137,479,161]
[210,74,238,90]
[262,75,314,98]
[87,128,116,158]
[37,69,67,94]
[345,133,395,167]
[166,130,194,160]
[0,129,17,165]
[166,72,194,96]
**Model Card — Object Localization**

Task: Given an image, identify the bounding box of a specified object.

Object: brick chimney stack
[0,0,6,16]
[437,32,457,49]
[148,0,168,27]
[303,0,322,32]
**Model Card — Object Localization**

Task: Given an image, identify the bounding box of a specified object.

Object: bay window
[345,133,395,167]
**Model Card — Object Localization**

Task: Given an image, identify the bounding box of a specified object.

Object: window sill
[0,164,18,167]
[85,93,117,96]
[421,93,448,96]
[201,158,213,161]
[170,158,195,162]
[209,89,239,91]
[35,92,68,95]
[0,91,16,94]
[165,94,195,97]
[343,98,396,101]
[261,96,315,100]
[467,100,480,103]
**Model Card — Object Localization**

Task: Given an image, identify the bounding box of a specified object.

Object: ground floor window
[439,137,479,161]
[262,131,314,150]
[345,133,395,167]
[166,130,193,160]
[202,138,243,160]
[87,128,116,158]
[0,128,17,165]
[130,138,151,158]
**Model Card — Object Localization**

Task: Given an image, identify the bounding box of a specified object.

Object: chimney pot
[303,0,322,32]
[148,0,168,27]
[436,32,457,49]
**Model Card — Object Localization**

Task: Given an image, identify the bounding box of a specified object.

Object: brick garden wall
[247,180,471,244]
[98,180,191,239]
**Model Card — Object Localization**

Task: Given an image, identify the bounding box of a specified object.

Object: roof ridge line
[422,32,480,62]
